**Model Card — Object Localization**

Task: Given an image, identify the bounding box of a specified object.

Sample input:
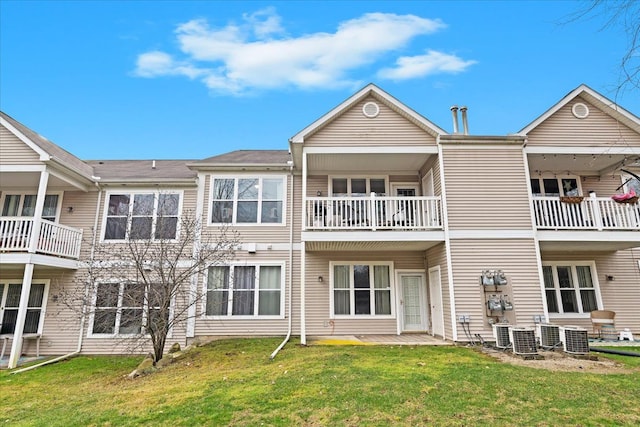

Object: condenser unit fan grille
[563,327,589,355]
[539,324,561,349]
[494,324,511,348]
[511,328,538,355]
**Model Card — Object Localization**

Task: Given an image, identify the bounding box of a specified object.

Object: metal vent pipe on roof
[460,106,469,135]
[450,105,459,134]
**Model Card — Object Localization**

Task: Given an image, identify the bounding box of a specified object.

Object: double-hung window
[210,177,285,224]
[91,282,165,335]
[103,192,180,240]
[0,281,48,334]
[205,264,283,317]
[331,262,393,317]
[1,193,60,222]
[543,262,599,315]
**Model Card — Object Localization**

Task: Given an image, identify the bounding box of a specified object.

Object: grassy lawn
[2,338,640,426]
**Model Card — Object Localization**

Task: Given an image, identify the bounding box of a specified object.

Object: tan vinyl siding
[426,243,451,338]
[526,97,640,147]
[58,190,100,259]
[542,249,640,334]
[304,251,424,336]
[305,96,437,147]
[0,125,42,164]
[202,174,292,244]
[420,155,442,196]
[443,147,532,229]
[581,174,632,196]
[194,249,296,336]
[449,239,543,339]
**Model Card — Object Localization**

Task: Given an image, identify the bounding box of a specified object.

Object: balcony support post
[27,170,50,253]
[7,263,35,369]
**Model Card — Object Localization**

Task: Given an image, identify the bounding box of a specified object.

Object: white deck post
[8,263,35,369]
[27,170,50,253]
[589,192,604,230]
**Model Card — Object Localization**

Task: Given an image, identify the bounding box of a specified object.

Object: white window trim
[202,261,286,320]
[100,189,184,243]
[329,261,396,319]
[0,191,63,222]
[208,175,287,226]
[88,280,174,338]
[543,261,602,318]
[328,175,389,196]
[0,279,50,335]
[530,174,583,197]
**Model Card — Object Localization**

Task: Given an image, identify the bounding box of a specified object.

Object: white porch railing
[533,196,640,230]
[305,195,442,231]
[0,217,83,259]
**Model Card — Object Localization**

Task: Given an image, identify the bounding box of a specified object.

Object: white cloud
[377,50,478,80]
[133,10,474,95]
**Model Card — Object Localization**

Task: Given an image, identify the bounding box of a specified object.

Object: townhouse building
[1,84,639,368]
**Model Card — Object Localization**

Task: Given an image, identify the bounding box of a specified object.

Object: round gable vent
[572,102,589,119]
[362,101,380,118]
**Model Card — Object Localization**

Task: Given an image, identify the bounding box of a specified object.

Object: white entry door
[429,266,445,337]
[399,273,427,332]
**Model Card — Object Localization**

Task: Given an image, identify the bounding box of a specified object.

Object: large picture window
[0,281,48,334]
[103,192,180,240]
[205,264,283,317]
[543,262,599,315]
[210,177,285,225]
[91,282,165,336]
[331,262,393,317]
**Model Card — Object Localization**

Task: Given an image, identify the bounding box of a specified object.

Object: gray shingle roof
[194,150,291,165]
[86,160,197,182]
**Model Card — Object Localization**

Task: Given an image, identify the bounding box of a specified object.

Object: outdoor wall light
[605,275,615,281]
[67,206,74,213]
[317,190,322,196]
[318,276,323,282]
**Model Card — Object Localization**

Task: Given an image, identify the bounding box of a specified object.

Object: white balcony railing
[0,217,83,259]
[305,195,442,231]
[533,196,640,230]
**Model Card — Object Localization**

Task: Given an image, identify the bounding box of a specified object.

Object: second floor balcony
[304,195,443,231]
[533,195,640,231]
[0,217,83,261]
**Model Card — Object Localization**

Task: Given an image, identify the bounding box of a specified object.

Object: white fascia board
[47,165,92,192]
[301,230,445,242]
[303,146,438,154]
[525,146,640,155]
[0,253,80,269]
[0,165,47,172]
[0,117,51,161]
[537,230,640,243]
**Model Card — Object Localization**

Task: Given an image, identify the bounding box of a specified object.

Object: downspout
[270,161,295,360]
[12,182,103,374]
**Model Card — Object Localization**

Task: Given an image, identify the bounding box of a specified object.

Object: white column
[8,263,35,369]
[28,170,50,253]
[300,241,306,345]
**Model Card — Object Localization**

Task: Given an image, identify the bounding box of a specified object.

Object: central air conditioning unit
[493,324,511,349]
[537,324,562,349]
[510,327,538,356]
[561,326,590,355]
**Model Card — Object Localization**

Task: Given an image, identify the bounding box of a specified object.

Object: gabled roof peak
[289,83,447,144]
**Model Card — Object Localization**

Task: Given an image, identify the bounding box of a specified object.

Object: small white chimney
[152,160,156,169]
[460,106,469,135]
[450,105,459,134]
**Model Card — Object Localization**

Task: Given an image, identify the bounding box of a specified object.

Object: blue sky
[1,1,638,160]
